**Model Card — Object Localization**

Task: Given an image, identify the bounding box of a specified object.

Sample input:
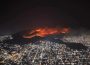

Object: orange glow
[23,27,70,38]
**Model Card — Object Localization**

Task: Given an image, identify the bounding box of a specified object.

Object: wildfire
[23,27,70,38]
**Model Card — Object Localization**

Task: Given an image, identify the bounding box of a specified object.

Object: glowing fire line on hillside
[23,27,70,38]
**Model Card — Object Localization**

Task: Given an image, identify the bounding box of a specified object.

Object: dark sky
[0,0,90,34]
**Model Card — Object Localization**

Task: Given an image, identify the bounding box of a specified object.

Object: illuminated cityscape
[1,0,90,65]
[0,34,90,65]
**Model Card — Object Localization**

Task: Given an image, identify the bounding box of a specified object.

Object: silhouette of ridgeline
[0,29,88,51]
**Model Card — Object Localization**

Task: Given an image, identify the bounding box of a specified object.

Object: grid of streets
[0,40,90,65]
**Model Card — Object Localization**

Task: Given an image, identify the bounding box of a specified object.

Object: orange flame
[23,27,70,38]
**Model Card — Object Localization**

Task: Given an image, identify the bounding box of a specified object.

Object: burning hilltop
[23,27,70,39]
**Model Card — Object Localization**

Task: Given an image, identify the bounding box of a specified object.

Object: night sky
[0,1,90,35]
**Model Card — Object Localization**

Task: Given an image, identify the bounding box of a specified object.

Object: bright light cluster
[0,40,90,65]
